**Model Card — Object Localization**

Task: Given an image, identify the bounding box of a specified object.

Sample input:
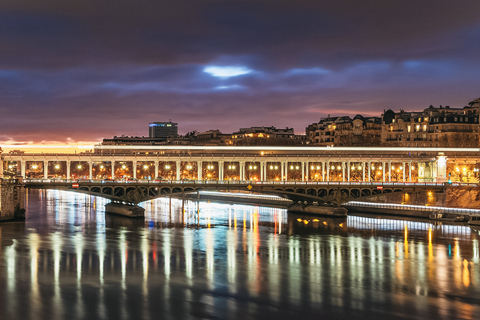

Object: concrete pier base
[105,202,145,218]
[288,204,347,217]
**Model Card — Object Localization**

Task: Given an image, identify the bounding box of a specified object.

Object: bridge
[3,146,479,184]
[4,145,480,217]
[23,178,462,214]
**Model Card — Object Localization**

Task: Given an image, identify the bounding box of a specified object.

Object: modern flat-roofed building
[149,121,178,139]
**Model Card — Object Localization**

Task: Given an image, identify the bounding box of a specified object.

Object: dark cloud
[0,0,479,143]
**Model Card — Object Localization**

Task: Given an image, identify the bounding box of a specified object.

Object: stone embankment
[0,178,25,221]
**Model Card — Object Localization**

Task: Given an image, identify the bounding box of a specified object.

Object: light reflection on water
[0,189,479,319]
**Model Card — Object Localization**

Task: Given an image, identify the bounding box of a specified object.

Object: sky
[1,0,479,145]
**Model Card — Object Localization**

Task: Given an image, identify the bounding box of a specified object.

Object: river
[0,189,479,319]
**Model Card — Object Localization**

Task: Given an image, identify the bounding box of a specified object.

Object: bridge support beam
[219,161,224,180]
[111,160,115,180]
[409,161,412,182]
[285,162,289,181]
[260,162,264,181]
[21,160,26,178]
[133,161,137,179]
[326,161,330,182]
[305,162,309,182]
[197,161,202,180]
[44,160,48,179]
[362,162,365,181]
[322,162,325,181]
[89,161,93,179]
[66,162,71,179]
[367,161,371,182]
[301,162,305,181]
[388,161,392,182]
[176,160,181,180]
[347,161,351,181]
[402,162,406,182]
[382,162,386,182]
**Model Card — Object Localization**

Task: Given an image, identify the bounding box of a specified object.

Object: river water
[0,189,479,320]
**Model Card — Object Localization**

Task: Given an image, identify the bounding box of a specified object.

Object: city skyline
[1,0,479,145]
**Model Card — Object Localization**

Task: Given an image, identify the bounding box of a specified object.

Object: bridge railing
[21,178,478,188]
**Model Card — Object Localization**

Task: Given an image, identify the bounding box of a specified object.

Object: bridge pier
[105,202,144,218]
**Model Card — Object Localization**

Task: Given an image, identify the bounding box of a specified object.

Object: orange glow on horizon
[1,143,97,154]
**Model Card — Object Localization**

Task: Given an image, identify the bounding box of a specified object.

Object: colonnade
[4,158,436,182]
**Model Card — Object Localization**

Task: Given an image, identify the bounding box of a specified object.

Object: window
[455,117,457,121]
[407,125,411,132]
[423,125,427,131]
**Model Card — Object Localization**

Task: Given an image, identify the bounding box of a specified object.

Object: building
[148,121,178,139]
[306,115,381,146]
[381,104,479,147]
[228,126,300,145]
[307,97,480,147]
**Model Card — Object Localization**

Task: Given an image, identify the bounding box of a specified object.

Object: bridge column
[133,161,137,179]
[367,161,371,182]
[305,161,309,182]
[89,161,93,179]
[409,161,412,182]
[219,161,224,180]
[260,162,264,181]
[44,160,48,179]
[154,161,159,179]
[240,161,245,180]
[280,162,284,181]
[301,162,305,182]
[176,160,181,180]
[326,161,330,182]
[382,162,386,182]
[197,161,202,180]
[322,162,325,181]
[111,160,115,180]
[402,162,406,182]
[21,160,26,178]
[342,162,345,182]
[347,161,351,181]
[66,161,71,179]
[362,162,365,181]
[388,161,392,182]
[285,161,288,181]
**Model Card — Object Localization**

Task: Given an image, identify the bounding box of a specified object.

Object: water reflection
[0,189,479,319]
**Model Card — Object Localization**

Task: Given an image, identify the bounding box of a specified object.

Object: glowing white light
[203,66,252,78]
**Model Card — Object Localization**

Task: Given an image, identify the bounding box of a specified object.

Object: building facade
[149,121,178,139]
[307,97,480,147]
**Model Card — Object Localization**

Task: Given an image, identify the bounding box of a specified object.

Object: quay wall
[365,188,480,209]
[0,179,25,221]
